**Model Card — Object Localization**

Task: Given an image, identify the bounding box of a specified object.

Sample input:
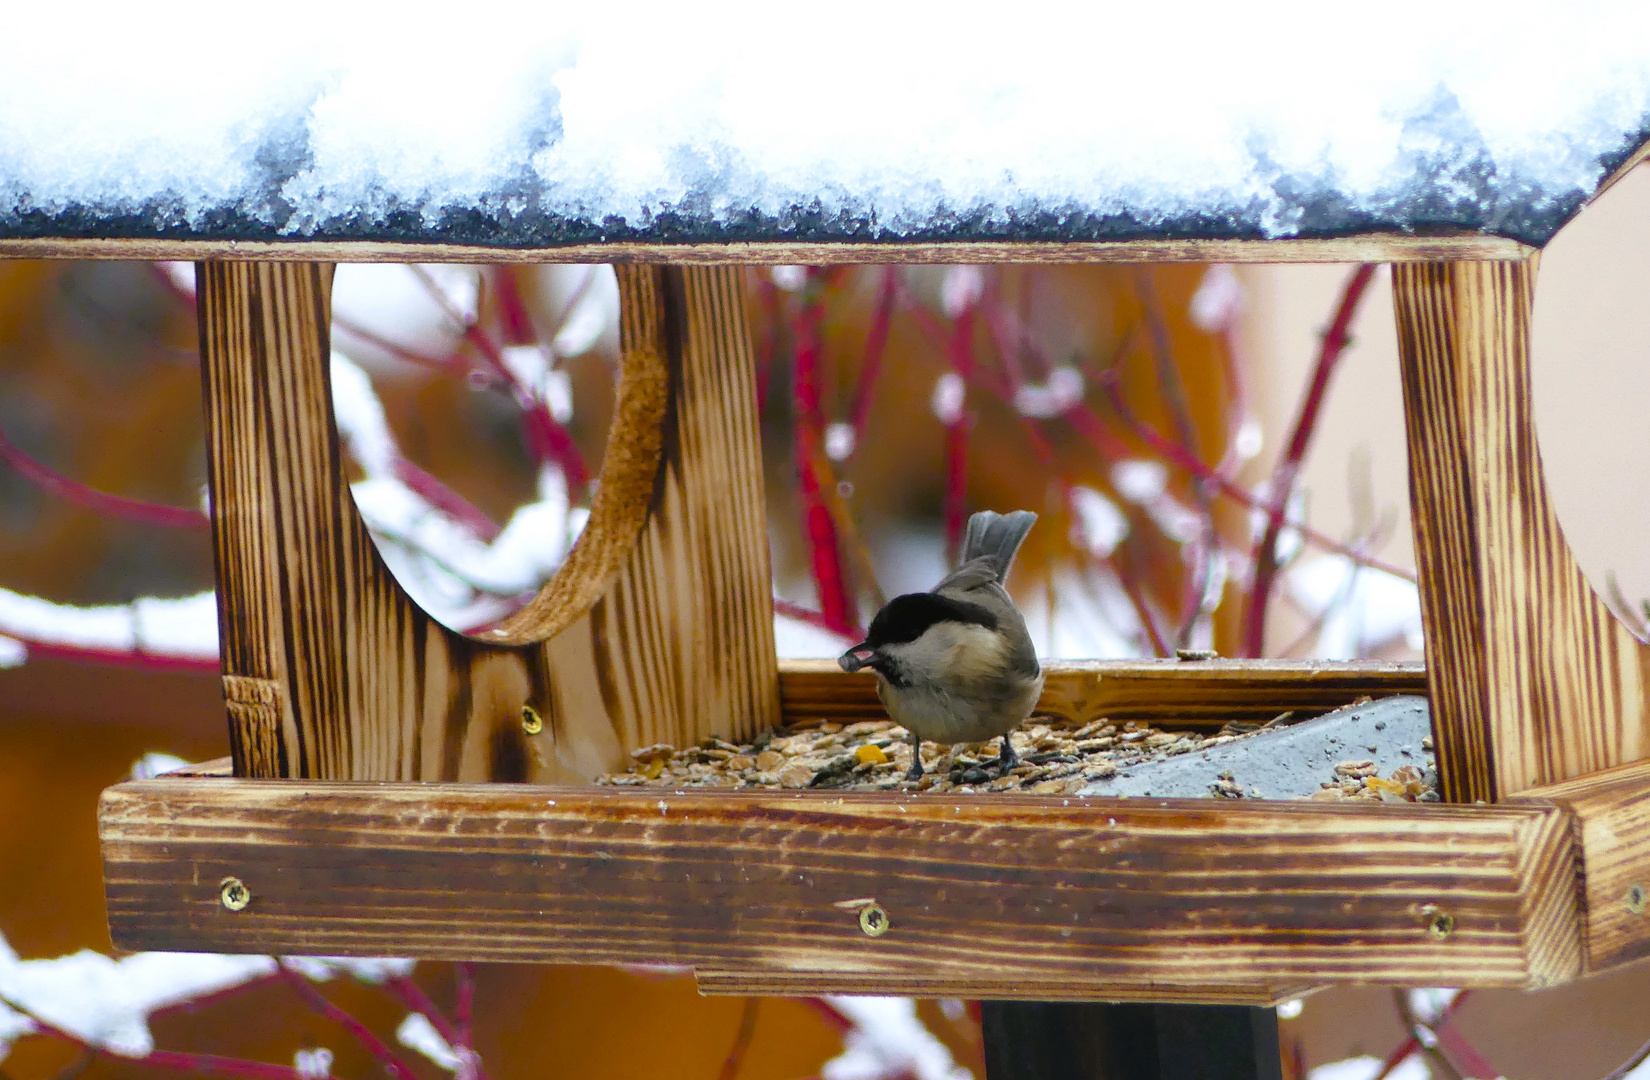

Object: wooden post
[1392,258,1650,802]
[981,1002,1282,1080]
[197,261,778,782]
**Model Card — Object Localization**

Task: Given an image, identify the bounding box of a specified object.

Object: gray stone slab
[1077,695,1434,801]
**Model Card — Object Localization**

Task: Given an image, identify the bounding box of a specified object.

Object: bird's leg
[996,732,1019,775]
[905,728,924,781]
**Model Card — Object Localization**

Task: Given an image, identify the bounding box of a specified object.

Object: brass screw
[1626,883,1647,916]
[858,903,890,938]
[1421,904,1454,940]
[219,876,250,912]
[521,704,544,736]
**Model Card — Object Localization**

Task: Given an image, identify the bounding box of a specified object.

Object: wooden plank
[779,658,1425,729]
[1392,258,1649,802]
[695,970,1317,1007]
[100,777,1583,994]
[198,262,776,783]
[0,234,1534,266]
[1510,760,1650,974]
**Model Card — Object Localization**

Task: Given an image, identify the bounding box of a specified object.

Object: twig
[717,998,761,1080]
[2,991,304,1080]
[0,421,209,530]
[384,974,490,1080]
[276,963,423,1080]
[802,998,854,1033]
[391,460,503,543]
[774,598,857,640]
[493,266,538,346]
[943,301,977,566]
[847,268,897,440]
[1372,990,1474,1080]
[1241,264,1377,657]
[455,962,476,1049]
[790,268,856,635]
[1,635,217,674]
[1095,363,1415,583]
[409,266,590,493]
[807,445,886,612]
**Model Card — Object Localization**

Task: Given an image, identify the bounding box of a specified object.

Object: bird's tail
[962,510,1037,582]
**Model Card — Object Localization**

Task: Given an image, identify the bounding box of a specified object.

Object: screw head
[521,704,544,736]
[1421,904,1455,940]
[219,876,250,912]
[858,903,890,937]
[1626,883,1646,916]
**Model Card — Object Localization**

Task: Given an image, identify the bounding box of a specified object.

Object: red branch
[3,635,218,674]
[848,269,898,439]
[4,992,304,1080]
[392,460,502,542]
[455,962,477,1049]
[1241,263,1377,657]
[774,598,857,641]
[0,421,208,530]
[384,975,490,1080]
[1372,990,1473,1080]
[276,965,422,1080]
[1095,364,1414,583]
[943,303,976,565]
[791,270,856,635]
[409,267,590,494]
[493,266,538,346]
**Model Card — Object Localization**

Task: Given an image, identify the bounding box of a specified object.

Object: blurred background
[3,169,1650,1079]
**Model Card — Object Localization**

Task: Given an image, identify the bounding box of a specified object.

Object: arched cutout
[198,262,777,784]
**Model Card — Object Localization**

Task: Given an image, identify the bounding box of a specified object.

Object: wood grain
[1392,258,1649,802]
[197,262,777,782]
[2,233,1533,266]
[695,970,1318,1007]
[100,777,1583,995]
[780,659,1426,729]
[1511,760,1650,973]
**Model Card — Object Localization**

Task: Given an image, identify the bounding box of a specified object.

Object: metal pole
[981,1002,1283,1080]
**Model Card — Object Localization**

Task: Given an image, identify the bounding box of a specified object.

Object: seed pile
[594,716,1440,801]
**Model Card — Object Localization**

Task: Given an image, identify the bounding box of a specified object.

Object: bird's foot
[904,761,924,783]
[995,734,1020,776]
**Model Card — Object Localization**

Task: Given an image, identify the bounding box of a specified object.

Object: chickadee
[839,510,1044,781]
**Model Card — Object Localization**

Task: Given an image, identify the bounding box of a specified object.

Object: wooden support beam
[1510,759,1650,974]
[1392,258,1649,802]
[100,777,1582,996]
[780,658,1425,730]
[2,233,1533,266]
[197,262,777,782]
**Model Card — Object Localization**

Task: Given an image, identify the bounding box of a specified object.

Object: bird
[838,510,1044,782]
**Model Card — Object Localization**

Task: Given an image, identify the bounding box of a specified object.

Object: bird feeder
[4,13,1646,1016]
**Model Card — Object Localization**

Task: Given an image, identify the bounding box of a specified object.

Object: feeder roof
[5,0,1649,250]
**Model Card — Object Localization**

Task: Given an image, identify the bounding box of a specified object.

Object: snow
[294,1048,335,1079]
[396,1012,461,1072]
[1288,553,1424,658]
[0,936,274,1057]
[930,373,966,425]
[1310,1057,1430,1080]
[5,2,1647,248]
[821,996,971,1080]
[0,586,218,659]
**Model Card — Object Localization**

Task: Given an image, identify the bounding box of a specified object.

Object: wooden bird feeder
[8,33,1650,1027]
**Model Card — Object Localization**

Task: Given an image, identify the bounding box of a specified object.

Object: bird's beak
[838,643,877,673]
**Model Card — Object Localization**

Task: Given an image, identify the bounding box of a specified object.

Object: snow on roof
[3,1,1648,249]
